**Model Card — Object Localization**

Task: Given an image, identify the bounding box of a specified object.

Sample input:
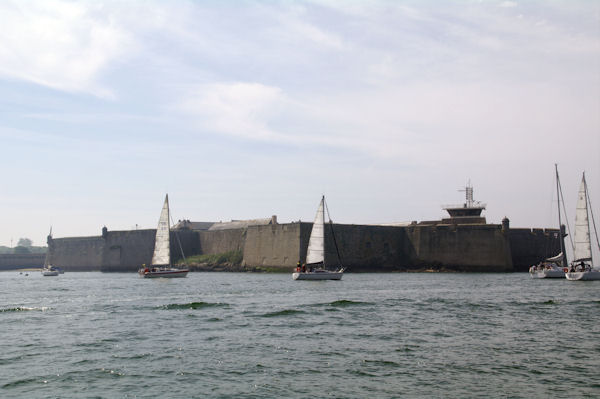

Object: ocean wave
[0,306,51,312]
[1,377,39,389]
[259,309,305,317]
[159,302,229,310]
[327,300,372,307]
[363,359,400,367]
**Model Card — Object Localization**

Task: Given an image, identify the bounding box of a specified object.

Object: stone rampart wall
[0,253,46,270]
[101,229,198,272]
[49,236,104,271]
[198,229,245,255]
[45,222,559,273]
[243,223,301,270]
[407,224,513,272]
[101,230,155,272]
[321,224,416,272]
[508,228,561,272]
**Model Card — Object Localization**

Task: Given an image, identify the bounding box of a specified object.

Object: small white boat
[565,172,600,281]
[293,268,343,280]
[529,166,566,279]
[565,267,600,281]
[41,266,59,277]
[529,257,565,279]
[293,196,344,281]
[139,194,189,279]
[138,266,188,278]
[41,227,61,277]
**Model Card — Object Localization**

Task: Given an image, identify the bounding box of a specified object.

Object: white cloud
[280,19,345,50]
[0,0,133,97]
[177,82,285,141]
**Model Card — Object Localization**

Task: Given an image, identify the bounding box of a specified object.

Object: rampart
[509,228,562,272]
[244,222,514,272]
[198,229,245,255]
[0,253,46,270]
[243,223,302,268]
[101,229,198,272]
[48,236,104,271]
[43,222,560,273]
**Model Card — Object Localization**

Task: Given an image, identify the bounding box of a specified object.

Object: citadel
[37,186,559,273]
[1,187,560,273]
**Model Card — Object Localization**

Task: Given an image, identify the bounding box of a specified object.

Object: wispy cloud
[0,0,133,98]
[1,0,599,245]
[177,82,285,141]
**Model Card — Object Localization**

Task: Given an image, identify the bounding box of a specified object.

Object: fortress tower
[441,182,487,225]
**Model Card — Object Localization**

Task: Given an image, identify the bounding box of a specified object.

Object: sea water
[1,272,598,398]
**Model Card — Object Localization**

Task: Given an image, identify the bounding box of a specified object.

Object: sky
[1,0,599,256]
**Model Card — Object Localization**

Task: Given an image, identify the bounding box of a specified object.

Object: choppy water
[1,272,599,398]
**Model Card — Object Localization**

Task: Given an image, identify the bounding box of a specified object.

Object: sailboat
[41,227,60,277]
[293,196,344,281]
[138,194,189,278]
[566,173,600,281]
[529,165,567,278]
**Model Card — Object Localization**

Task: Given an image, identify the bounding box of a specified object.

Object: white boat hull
[292,271,343,280]
[529,269,565,279]
[565,270,600,281]
[139,268,189,278]
[42,270,59,276]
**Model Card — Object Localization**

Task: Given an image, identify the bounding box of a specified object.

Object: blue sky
[1,0,599,253]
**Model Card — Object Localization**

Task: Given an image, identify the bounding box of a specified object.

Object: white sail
[545,252,564,264]
[306,196,325,265]
[151,194,171,266]
[573,175,592,262]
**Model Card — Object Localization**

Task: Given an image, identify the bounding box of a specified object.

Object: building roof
[209,216,277,231]
[172,216,278,231]
[172,220,215,231]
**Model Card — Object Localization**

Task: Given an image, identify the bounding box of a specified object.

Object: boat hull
[529,270,565,279]
[292,271,343,280]
[139,269,189,278]
[42,270,59,276]
[565,270,600,281]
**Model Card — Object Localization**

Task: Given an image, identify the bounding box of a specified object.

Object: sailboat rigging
[293,196,344,281]
[138,194,189,278]
[566,172,600,281]
[529,165,567,278]
[41,227,60,276]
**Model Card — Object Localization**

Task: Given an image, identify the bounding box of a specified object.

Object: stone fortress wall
[6,187,561,273]
[38,219,559,273]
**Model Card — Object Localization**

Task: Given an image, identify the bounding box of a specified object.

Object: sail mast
[151,194,171,266]
[555,165,567,266]
[306,196,325,266]
[573,174,592,262]
[324,197,344,269]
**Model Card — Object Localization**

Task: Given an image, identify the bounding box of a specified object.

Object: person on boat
[301,263,306,273]
[296,261,301,273]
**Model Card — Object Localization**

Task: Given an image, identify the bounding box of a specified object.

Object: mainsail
[573,175,592,262]
[306,196,325,265]
[151,194,171,266]
[545,252,564,265]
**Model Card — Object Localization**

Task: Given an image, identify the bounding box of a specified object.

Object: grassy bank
[182,250,243,266]
[176,250,289,272]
